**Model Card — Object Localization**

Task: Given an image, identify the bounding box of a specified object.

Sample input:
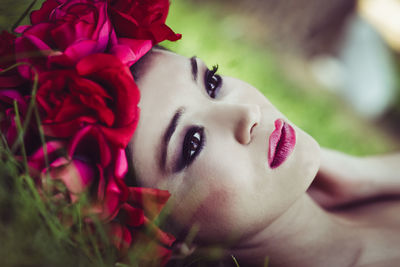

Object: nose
[211,103,261,145]
[234,104,261,144]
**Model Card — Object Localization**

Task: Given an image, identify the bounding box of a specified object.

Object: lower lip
[268,119,296,169]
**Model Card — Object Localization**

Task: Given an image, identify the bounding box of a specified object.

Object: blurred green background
[163,0,399,155]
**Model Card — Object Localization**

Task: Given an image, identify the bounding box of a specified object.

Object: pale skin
[128,49,400,266]
[310,149,400,209]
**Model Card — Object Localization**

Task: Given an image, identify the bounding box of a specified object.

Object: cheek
[170,158,258,242]
[189,182,237,239]
[171,175,238,235]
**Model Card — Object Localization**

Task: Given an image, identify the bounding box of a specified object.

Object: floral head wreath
[0,0,180,265]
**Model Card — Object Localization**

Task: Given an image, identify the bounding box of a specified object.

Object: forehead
[137,49,193,98]
[129,50,193,187]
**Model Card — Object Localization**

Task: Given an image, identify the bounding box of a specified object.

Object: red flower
[37,53,140,148]
[6,0,181,265]
[108,0,181,43]
[33,0,112,53]
[15,0,114,71]
[107,0,181,66]
[14,0,181,71]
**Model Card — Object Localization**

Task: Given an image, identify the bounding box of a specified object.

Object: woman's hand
[307,148,400,209]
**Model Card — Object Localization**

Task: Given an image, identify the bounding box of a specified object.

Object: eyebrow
[190,56,198,81]
[160,107,185,173]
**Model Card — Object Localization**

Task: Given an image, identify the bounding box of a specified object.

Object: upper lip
[268,119,296,169]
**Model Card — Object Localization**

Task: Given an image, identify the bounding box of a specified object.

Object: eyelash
[176,64,220,171]
[179,126,205,170]
[204,65,222,98]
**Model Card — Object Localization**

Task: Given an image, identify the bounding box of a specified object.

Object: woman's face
[129,49,320,243]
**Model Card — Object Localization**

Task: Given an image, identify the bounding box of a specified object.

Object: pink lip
[268,119,296,169]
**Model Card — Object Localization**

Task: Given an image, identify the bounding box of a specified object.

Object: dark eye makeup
[176,126,205,172]
[204,65,222,98]
[174,63,221,173]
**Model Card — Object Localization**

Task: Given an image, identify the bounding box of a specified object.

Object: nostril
[250,123,258,134]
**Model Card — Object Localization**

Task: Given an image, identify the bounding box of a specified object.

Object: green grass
[0,148,116,267]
